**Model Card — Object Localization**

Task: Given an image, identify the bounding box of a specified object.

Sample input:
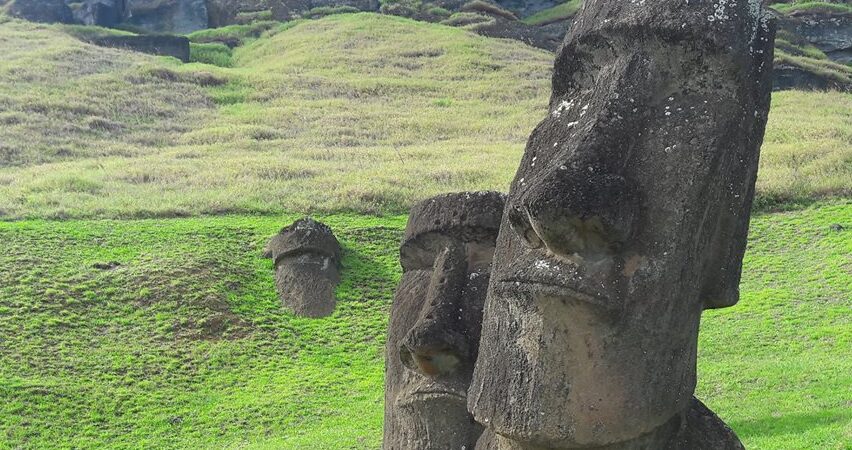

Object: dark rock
[92,261,121,270]
[773,62,850,92]
[468,0,775,449]
[782,11,852,63]
[207,0,263,26]
[383,191,504,450]
[467,14,567,51]
[7,0,74,23]
[126,0,208,34]
[70,0,129,27]
[310,0,377,12]
[89,35,191,62]
[264,218,341,318]
[492,0,561,18]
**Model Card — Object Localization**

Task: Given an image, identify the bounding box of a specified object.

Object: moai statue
[264,218,341,318]
[384,192,506,450]
[468,1,776,449]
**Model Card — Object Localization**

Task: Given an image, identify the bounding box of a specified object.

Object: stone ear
[699,203,750,310]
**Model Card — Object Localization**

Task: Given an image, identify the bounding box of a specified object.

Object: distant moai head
[383,192,505,450]
[265,218,341,318]
[468,0,776,448]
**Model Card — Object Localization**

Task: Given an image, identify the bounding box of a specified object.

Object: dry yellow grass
[0,13,848,219]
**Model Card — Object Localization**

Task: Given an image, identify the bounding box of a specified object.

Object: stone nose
[508,170,637,260]
[400,243,470,377]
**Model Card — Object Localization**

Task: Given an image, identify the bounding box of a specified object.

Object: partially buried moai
[468,1,775,449]
[264,218,341,318]
[383,192,506,450]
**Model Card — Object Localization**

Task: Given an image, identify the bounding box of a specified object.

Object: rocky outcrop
[492,0,560,18]
[780,11,852,64]
[70,0,129,27]
[466,14,566,51]
[207,0,274,26]
[125,0,209,34]
[310,0,377,12]
[773,62,850,92]
[6,0,73,23]
[89,34,191,61]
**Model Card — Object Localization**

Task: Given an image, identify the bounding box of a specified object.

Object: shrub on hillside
[460,0,517,20]
[441,11,493,27]
[187,20,280,47]
[308,5,360,18]
[190,42,234,67]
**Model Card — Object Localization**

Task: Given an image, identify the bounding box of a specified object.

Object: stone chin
[395,382,483,449]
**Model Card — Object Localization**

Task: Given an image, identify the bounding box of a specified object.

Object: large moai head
[468,1,775,448]
[265,218,341,318]
[383,192,506,450]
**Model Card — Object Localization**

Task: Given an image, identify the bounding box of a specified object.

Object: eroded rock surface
[126,0,208,33]
[71,0,129,27]
[383,191,505,450]
[783,10,852,63]
[89,35,191,61]
[265,217,341,318]
[468,0,775,449]
[7,0,73,23]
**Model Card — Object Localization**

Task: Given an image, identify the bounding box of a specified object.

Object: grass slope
[0,202,849,449]
[0,214,406,448]
[521,0,582,26]
[0,13,849,219]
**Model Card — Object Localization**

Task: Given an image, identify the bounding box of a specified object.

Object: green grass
[186,20,284,46]
[775,30,830,61]
[770,1,852,15]
[0,213,405,448]
[757,90,852,209]
[0,202,848,449]
[774,50,852,85]
[0,13,848,220]
[58,23,135,40]
[307,5,361,18]
[522,0,582,25]
[190,42,234,67]
[0,8,849,450]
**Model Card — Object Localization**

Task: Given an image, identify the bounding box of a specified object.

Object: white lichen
[551,99,575,118]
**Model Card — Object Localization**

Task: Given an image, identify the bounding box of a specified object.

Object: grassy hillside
[0,203,849,449]
[522,0,581,25]
[0,11,850,450]
[0,13,849,219]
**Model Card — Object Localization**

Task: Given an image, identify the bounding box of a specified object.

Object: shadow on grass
[732,409,851,438]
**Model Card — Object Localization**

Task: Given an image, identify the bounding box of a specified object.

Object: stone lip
[475,397,745,449]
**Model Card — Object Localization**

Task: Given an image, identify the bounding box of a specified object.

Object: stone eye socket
[401,239,495,273]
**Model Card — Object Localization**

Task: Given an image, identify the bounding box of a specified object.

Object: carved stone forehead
[566,0,768,44]
[402,191,506,247]
[266,217,341,264]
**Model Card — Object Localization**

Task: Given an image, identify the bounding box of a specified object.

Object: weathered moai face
[384,192,506,450]
[264,218,341,318]
[468,1,775,448]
